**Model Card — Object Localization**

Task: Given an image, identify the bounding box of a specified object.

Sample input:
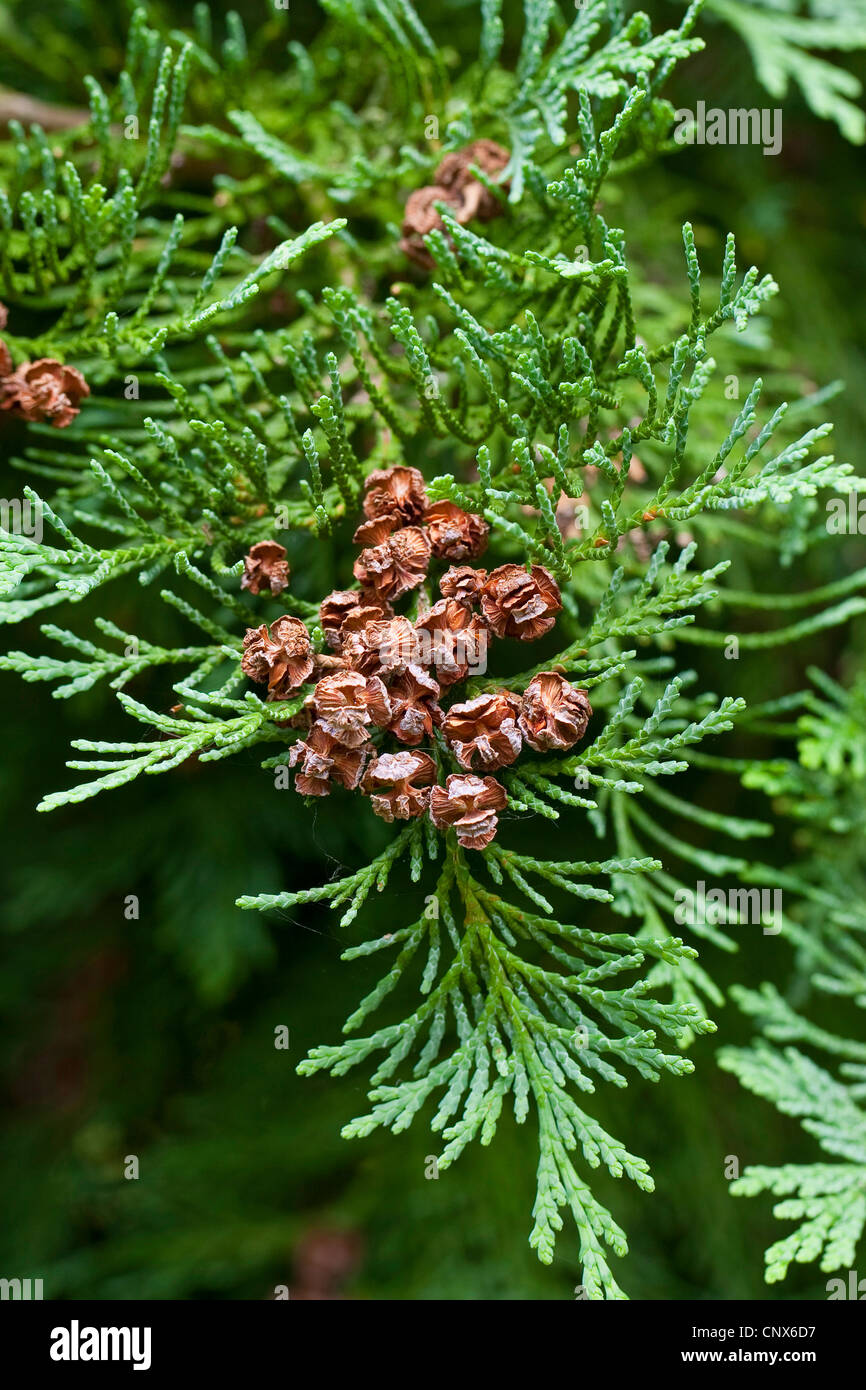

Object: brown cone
[480,564,562,640]
[362,750,436,822]
[518,673,592,752]
[288,722,370,796]
[0,357,89,427]
[241,615,314,699]
[241,540,290,596]
[312,670,392,748]
[429,773,508,850]
[442,691,522,770]
[424,501,489,561]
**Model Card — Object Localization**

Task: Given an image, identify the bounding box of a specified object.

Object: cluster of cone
[0,304,89,428]
[240,466,592,850]
[400,139,510,270]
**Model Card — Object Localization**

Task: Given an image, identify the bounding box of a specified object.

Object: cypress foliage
[1,0,864,1297]
[719,662,866,1286]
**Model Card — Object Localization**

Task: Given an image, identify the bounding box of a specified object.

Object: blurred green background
[0,0,864,1299]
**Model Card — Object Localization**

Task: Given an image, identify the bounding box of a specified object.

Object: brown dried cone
[435,139,510,220]
[442,691,522,770]
[440,565,487,606]
[423,501,489,561]
[319,590,359,648]
[415,599,488,687]
[399,185,464,270]
[518,672,593,752]
[387,664,442,745]
[312,671,391,748]
[362,465,428,526]
[341,615,420,676]
[429,773,508,850]
[288,723,370,797]
[240,540,290,596]
[362,750,436,822]
[319,589,392,652]
[241,616,314,699]
[480,563,562,640]
[0,358,89,427]
[352,516,397,546]
[353,525,431,602]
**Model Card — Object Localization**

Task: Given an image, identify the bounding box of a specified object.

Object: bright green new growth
[1,0,863,1296]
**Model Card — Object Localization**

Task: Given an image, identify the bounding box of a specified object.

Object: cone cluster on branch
[240,465,591,849]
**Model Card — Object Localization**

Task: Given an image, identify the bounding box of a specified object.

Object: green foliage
[704,0,866,143]
[1,0,864,1298]
[718,660,866,1285]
